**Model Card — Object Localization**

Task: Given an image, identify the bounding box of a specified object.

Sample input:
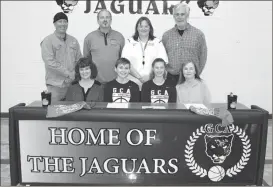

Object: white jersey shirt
[121,37,168,89]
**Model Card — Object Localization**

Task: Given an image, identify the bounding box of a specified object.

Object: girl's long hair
[149,58,167,80]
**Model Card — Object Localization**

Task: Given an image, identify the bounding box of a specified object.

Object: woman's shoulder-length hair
[177,62,202,85]
[73,56,98,83]
[133,16,155,41]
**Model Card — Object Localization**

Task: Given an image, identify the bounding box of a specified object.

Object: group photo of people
[41,2,211,106]
[1,1,272,186]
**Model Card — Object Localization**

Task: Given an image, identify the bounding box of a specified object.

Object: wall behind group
[1,1,272,113]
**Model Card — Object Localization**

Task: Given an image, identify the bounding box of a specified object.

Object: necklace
[139,38,149,67]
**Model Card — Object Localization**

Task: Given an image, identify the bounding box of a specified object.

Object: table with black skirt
[8,101,269,186]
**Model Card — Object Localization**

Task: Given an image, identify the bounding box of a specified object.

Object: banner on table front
[19,120,257,185]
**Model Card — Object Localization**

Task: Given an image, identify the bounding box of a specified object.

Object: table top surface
[28,101,249,110]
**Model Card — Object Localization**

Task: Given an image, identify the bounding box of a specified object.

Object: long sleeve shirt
[65,81,104,102]
[83,28,125,83]
[41,32,82,87]
[122,37,169,82]
[141,79,176,103]
[162,24,207,75]
[176,79,211,107]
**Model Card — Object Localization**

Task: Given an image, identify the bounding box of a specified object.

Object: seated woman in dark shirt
[141,58,176,103]
[65,57,103,102]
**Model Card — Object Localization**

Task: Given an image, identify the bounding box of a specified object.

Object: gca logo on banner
[184,123,251,182]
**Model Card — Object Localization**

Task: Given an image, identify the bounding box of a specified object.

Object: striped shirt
[162,24,207,75]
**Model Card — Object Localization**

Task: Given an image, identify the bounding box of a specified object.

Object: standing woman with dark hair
[141,58,176,103]
[176,61,211,106]
[65,57,104,102]
[122,17,168,89]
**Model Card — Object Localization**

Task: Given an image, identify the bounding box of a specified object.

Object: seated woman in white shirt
[121,16,168,89]
[176,62,211,107]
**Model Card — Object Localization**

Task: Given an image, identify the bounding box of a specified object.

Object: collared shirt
[176,79,211,107]
[121,37,168,87]
[41,32,82,87]
[83,28,125,83]
[162,24,207,75]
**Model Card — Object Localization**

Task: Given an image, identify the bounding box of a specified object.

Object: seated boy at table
[104,58,140,103]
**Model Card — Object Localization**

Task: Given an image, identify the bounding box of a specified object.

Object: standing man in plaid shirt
[162,2,207,85]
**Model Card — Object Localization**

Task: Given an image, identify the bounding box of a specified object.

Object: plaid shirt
[162,24,207,75]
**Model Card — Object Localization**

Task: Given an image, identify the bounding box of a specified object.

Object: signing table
[9,101,268,186]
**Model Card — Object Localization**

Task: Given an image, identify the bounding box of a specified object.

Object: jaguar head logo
[56,0,79,14]
[197,0,220,16]
[204,134,234,164]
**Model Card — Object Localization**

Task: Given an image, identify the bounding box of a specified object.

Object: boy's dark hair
[115,58,131,68]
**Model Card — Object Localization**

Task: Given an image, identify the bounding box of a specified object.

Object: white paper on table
[107,103,129,108]
[184,103,207,109]
[142,106,166,109]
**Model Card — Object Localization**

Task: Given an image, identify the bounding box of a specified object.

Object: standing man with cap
[41,12,82,102]
[83,9,125,85]
[162,2,207,85]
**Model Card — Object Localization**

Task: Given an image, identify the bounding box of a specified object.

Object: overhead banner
[19,120,258,185]
[55,0,220,16]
